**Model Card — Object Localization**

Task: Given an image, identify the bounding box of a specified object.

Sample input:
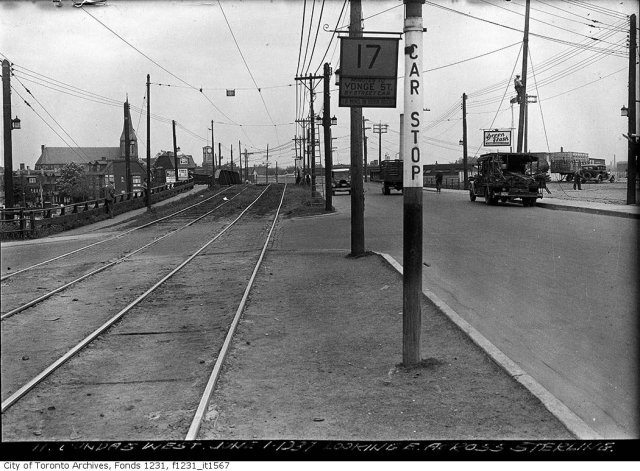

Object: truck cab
[469,152,544,207]
[331,168,351,195]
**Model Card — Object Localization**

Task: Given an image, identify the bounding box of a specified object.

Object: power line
[304,0,326,75]
[10,85,90,163]
[216,0,278,145]
[311,0,347,75]
[80,6,238,125]
[423,1,627,57]
[296,0,308,77]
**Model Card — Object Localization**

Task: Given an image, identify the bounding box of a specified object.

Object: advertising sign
[483,130,512,147]
[339,37,399,108]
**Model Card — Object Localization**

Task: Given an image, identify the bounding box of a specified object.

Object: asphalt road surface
[281,181,638,438]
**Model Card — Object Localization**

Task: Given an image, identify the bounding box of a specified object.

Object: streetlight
[11,116,21,130]
[621,106,629,117]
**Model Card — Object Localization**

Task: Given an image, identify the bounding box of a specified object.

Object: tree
[57,162,90,203]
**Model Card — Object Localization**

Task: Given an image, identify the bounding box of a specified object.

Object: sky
[0,0,637,171]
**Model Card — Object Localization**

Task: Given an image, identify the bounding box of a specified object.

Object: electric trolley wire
[477,0,626,47]
[80,6,239,126]
[10,85,90,162]
[12,76,94,163]
[216,0,279,146]
[423,0,627,57]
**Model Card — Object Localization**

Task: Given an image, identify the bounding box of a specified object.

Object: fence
[1,179,194,240]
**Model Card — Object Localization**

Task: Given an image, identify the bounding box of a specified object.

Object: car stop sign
[339,37,399,108]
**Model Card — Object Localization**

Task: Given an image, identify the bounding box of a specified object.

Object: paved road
[281,182,638,438]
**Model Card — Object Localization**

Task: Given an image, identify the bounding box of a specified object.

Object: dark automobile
[331,168,351,195]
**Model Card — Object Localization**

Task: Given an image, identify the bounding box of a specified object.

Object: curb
[375,251,602,440]
[421,187,639,219]
[537,201,640,219]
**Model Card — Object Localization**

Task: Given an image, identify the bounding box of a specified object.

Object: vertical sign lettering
[403,20,424,187]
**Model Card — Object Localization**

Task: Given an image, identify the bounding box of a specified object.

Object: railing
[1,179,194,240]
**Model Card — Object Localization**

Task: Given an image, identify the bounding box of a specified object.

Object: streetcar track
[1,188,248,320]
[0,186,237,282]
[1,184,276,414]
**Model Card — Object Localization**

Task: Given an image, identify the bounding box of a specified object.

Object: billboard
[483,130,512,147]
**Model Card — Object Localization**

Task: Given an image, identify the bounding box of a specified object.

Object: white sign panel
[402,19,423,187]
[483,130,512,147]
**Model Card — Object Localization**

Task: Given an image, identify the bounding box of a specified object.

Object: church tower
[120,98,138,160]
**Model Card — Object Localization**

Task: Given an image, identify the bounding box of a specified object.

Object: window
[132,176,141,185]
[28,177,37,184]
[180,157,188,165]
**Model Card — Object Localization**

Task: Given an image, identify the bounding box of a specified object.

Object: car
[331,168,351,195]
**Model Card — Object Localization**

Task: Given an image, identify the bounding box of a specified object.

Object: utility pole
[350,0,365,256]
[309,75,317,195]
[146,74,151,209]
[627,13,637,205]
[516,0,530,153]
[172,120,179,183]
[373,122,388,176]
[124,99,132,194]
[244,148,248,182]
[402,0,424,366]
[3,59,15,208]
[218,142,222,169]
[323,62,333,211]
[210,121,216,187]
[266,144,269,184]
[238,140,242,178]
[231,144,234,171]
[462,92,469,189]
[362,116,370,181]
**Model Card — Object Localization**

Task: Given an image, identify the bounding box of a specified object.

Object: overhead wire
[10,85,91,163]
[216,0,277,147]
[80,5,239,126]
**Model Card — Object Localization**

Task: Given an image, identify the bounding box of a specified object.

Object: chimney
[20,163,25,170]
[41,145,45,153]
[560,146,564,152]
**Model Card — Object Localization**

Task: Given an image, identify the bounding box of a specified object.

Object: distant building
[33,99,144,197]
[153,151,197,183]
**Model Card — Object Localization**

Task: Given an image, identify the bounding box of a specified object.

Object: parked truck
[380,160,403,195]
[548,152,589,181]
[469,152,544,207]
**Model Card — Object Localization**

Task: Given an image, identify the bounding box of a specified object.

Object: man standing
[573,170,582,190]
[104,183,116,218]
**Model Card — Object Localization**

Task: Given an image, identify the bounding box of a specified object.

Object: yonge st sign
[339,37,399,108]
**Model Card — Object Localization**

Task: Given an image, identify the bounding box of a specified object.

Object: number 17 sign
[339,37,399,108]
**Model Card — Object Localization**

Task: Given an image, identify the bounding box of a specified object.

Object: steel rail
[0,188,248,320]
[0,186,235,282]
[0,185,271,413]
[185,184,287,440]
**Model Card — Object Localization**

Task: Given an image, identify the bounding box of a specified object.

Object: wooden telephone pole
[516,0,531,153]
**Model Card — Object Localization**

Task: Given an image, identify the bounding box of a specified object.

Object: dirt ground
[196,250,572,441]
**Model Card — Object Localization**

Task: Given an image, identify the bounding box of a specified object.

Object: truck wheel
[469,190,476,202]
[484,189,494,205]
[583,172,592,180]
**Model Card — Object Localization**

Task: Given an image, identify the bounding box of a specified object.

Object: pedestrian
[435,171,443,193]
[305,173,311,186]
[573,170,582,190]
[104,183,116,218]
